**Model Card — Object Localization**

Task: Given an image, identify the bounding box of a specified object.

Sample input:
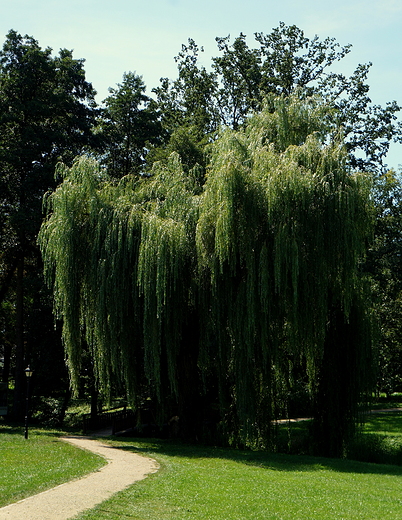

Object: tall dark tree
[153,39,220,137]
[152,23,401,175]
[0,30,97,417]
[99,72,163,178]
[149,40,219,179]
[363,169,402,395]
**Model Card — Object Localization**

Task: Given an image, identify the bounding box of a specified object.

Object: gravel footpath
[0,435,159,520]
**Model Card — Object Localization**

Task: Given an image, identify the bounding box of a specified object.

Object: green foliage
[0,30,96,282]
[153,39,220,136]
[197,96,374,454]
[0,29,97,418]
[154,23,401,173]
[371,393,402,410]
[347,411,402,465]
[146,124,209,183]
[98,72,163,177]
[40,94,374,456]
[363,170,402,395]
[348,433,402,466]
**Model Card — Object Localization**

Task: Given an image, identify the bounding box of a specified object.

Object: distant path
[370,407,402,413]
[275,407,402,424]
[0,436,159,520]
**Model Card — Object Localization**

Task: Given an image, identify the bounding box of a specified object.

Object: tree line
[1,24,402,456]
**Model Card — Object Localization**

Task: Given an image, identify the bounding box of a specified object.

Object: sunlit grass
[73,438,402,520]
[3,409,402,519]
[0,423,105,507]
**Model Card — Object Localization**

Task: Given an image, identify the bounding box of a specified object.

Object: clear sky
[1,0,401,168]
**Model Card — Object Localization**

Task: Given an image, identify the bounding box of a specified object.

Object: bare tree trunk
[12,256,25,420]
[2,342,11,385]
[58,386,72,427]
[90,381,99,420]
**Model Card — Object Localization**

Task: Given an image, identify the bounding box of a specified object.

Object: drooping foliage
[39,94,374,455]
[0,29,97,417]
[196,95,374,453]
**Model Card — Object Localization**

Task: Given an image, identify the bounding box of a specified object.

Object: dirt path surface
[0,436,159,520]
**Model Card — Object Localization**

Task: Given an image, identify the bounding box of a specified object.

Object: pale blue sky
[1,0,401,167]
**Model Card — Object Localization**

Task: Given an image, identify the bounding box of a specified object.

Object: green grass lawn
[364,412,402,436]
[3,410,402,519]
[0,422,105,507]
[70,438,402,520]
[370,393,402,411]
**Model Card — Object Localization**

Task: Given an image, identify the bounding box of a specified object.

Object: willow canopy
[39,94,374,456]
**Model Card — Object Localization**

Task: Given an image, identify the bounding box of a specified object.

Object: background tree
[98,72,163,178]
[149,40,219,180]
[39,94,374,455]
[153,39,220,137]
[152,23,401,176]
[364,169,402,395]
[0,30,97,417]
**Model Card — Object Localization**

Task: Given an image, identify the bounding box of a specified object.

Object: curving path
[0,436,159,520]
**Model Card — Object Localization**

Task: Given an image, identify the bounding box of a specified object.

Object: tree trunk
[90,385,99,419]
[12,256,25,420]
[58,386,72,427]
[312,304,362,457]
[177,309,201,442]
[2,342,11,385]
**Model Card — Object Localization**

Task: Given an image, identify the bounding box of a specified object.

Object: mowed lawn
[364,412,402,437]
[74,438,402,520]
[3,413,402,519]
[0,424,105,507]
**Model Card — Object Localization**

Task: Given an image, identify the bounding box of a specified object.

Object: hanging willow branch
[39,94,374,454]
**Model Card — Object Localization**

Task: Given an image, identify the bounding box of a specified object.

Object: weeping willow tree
[197,95,374,455]
[39,93,374,455]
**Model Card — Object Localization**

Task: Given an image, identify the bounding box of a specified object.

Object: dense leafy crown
[39,94,373,451]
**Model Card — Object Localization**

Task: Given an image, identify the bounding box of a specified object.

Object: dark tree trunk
[312,304,362,457]
[177,309,201,442]
[2,342,11,385]
[12,256,25,420]
[90,384,99,419]
[58,386,72,427]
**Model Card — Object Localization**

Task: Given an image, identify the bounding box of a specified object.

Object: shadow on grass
[364,412,402,434]
[4,415,402,478]
[0,417,78,438]
[109,435,402,478]
[0,425,24,435]
[370,393,402,410]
